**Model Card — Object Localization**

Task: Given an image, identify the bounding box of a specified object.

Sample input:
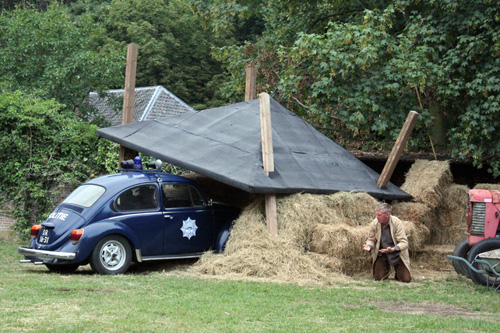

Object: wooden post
[119,44,139,164]
[245,64,257,102]
[377,111,419,188]
[265,194,278,235]
[259,93,274,174]
[259,92,278,235]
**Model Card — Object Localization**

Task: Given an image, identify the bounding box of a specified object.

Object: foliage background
[1,0,499,234]
[190,0,500,175]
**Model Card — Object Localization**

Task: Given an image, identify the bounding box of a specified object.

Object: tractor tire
[452,239,471,278]
[466,238,500,287]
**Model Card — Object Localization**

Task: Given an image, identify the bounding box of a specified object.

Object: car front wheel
[90,236,132,275]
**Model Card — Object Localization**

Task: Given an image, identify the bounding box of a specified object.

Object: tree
[0,3,124,118]
[0,90,117,233]
[191,0,500,176]
[0,3,124,234]
[95,0,230,109]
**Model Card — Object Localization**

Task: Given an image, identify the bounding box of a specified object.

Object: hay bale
[440,184,469,226]
[411,245,455,272]
[473,183,500,190]
[276,194,331,251]
[309,220,429,274]
[193,199,345,284]
[429,222,467,245]
[401,220,430,252]
[310,224,369,258]
[426,184,469,245]
[401,160,453,209]
[309,223,371,275]
[393,202,435,231]
[275,192,378,251]
[323,192,379,226]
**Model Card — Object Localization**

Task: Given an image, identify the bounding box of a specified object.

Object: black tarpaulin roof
[97,98,412,201]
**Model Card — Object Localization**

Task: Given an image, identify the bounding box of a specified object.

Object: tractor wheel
[452,239,471,278]
[466,238,500,287]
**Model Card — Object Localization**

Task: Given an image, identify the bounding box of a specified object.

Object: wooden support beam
[377,110,419,188]
[245,64,257,102]
[265,194,278,235]
[119,44,139,164]
[259,92,278,235]
[259,92,274,175]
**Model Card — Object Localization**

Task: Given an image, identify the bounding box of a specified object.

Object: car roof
[87,171,193,189]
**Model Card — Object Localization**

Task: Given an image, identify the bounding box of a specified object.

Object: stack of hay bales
[194,198,344,284]
[395,159,468,245]
[193,159,473,283]
[194,190,430,282]
[435,184,469,244]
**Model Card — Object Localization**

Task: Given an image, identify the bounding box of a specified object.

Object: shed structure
[97,97,412,201]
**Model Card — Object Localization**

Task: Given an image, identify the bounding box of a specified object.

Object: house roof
[88,86,196,126]
[97,97,412,201]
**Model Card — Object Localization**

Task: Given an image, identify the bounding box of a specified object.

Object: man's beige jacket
[365,215,410,272]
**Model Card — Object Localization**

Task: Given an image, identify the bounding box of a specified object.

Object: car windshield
[62,184,106,208]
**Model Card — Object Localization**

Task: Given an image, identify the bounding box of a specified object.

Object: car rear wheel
[467,238,500,287]
[45,263,79,273]
[452,238,471,277]
[90,236,132,275]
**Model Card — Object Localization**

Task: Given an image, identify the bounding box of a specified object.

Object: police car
[18,158,240,274]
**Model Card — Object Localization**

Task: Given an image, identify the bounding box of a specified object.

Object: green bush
[0,90,117,236]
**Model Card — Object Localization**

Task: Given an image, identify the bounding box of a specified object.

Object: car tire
[90,235,132,275]
[215,221,233,253]
[45,263,79,273]
[466,238,500,287]
[452,238,471,277]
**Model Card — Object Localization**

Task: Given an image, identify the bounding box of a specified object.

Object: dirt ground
[374,301,498,321]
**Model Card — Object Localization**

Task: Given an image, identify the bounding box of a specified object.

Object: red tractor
[452,189,500,286]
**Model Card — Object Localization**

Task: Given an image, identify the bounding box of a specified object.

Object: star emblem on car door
[180,217,198,240]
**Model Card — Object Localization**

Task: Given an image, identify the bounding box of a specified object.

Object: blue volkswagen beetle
[18,159,240,274]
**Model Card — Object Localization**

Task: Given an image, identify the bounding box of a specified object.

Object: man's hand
[362,244,371,252]
[379,247,396,253]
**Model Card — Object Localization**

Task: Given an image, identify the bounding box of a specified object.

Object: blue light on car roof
[133,156,142,170]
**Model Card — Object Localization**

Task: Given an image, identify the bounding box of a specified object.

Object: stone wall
[0,200,16,234]
[0,184,76,235]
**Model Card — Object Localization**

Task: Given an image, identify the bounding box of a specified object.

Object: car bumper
[18,247,76,260]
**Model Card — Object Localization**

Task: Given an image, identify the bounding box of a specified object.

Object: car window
[162,184,204,208]
[62,184,105,208]
[116,185,159,212]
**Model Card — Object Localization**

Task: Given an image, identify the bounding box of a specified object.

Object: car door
[114,183,164,256]
[161,183,214,254]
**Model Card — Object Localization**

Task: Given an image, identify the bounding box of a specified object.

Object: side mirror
[208,199,213,207]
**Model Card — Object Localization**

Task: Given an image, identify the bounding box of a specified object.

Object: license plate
[39,228,51,244]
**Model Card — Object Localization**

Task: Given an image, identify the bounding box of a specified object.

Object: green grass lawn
[1,238,498,332]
